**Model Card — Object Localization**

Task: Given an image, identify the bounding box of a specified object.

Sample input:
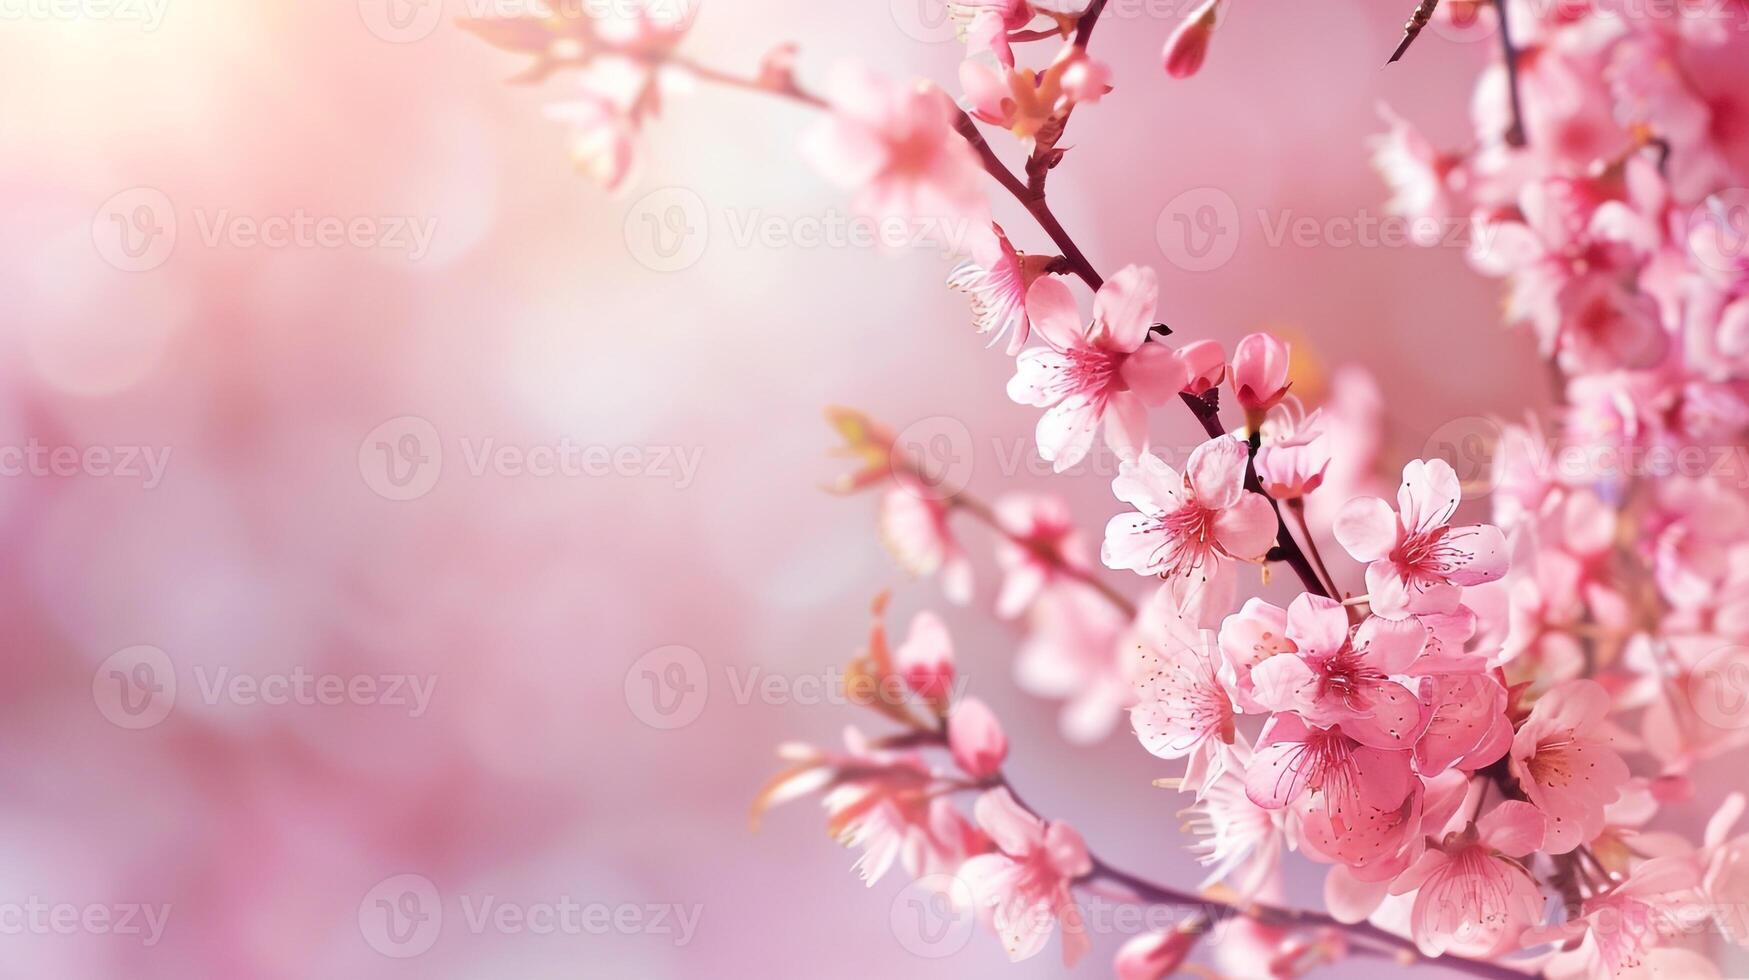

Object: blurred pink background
[0,0,1588,977]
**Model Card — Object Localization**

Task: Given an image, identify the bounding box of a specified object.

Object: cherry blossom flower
[880,484,973,605]
[949,696,1009,778]
[1392,801,1546,958]
[893,611,956,707]
[993,492,1090,618]
[1007,266,1186,471]
[1129,587,1236,777]
[1334,458,1509,617]
[543,96,639,189]
[1244,713,1417,868]
[959,788,1092,965]
[1370,103,1466,247]
[1175,338,1225,395]
[1229,332,1293,423]
[947,224,1056,354]
[1162,0,1222,79]
[800,64,989,233]
[1532,856,1701,979]
[1102,436,1278,618]
[1245,594,1428,750]
[1508,679,1630,854]
[1254,396,1330,501]
[1114,926,1195,980]
[1016,584,1133,744]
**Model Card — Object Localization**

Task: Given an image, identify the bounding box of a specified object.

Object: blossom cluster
[469,0,1749,976]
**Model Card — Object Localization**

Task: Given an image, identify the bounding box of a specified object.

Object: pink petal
[1037,394,1102,472]
[1285,593,1349,658]
[1120,342,1189,405]
[1396,458,1461,535]
[1101,391,1149,463]
[1091,264,1159,352]
[1333,496,1400,563]
[1444,523,1510,585]
[1024,276,1088,352]
[1479,800,1547,857]
[1213,492,1278,560]
[1186,436,1249,510]
[973,787,1042,856]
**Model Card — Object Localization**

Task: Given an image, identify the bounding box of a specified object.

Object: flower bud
[894,611,956,708]
[1162,0,1221,79]
[1230,332,1292,424]
[948,697,1008,778]
[1175,339,1226,395]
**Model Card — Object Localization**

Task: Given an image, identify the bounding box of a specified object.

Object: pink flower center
[1145,502,1218,578]
[1392,525,1473,586]
[1064,347,1122,394]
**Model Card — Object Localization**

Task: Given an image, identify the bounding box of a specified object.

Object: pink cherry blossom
[893,611,957,706]
[1016,584,1133,744]
[1245,714,1417,865]
[1162,0,1221,79]
[543,96,638,189]
[1114,927,1195,980]
[1245,594,1428,750]
[959,787,1092,964]
[1102,436,1278,617]
[1254,396,1330,501]
[1334,458,1509,617]
[947,224,1056,354]
[1175,338,1226,395]
[1129,587,1236,771]
[1370,103,1466,247]
[949,696,1009,778]
[880,484,973,604]
[951,0,1035,68]
[1229,332,1292,421]
[993,492,1090,618]
[1392,800,1546,958]
[800,64,988,233]
[1007,266,1185,471]
[1508,679,1630,854]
